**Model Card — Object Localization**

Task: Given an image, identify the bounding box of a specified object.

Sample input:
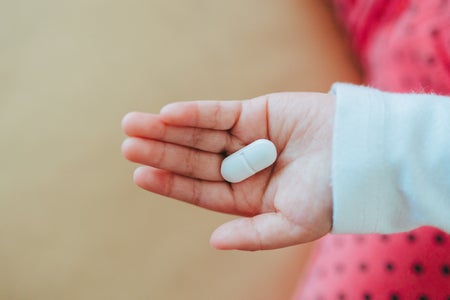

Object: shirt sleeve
[330,83,450,234]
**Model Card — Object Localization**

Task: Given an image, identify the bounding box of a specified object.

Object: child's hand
[121,92,335,250]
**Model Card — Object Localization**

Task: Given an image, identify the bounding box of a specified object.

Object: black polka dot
[359,262,368,272]
[426,56,436,65]
[338,292,346,300]
[431,28,440,38]
[418,295,428,300]
[363,292,372,300]
[442,264,450,276]
[386,262,395,272]
[390,293,400,300]
[407,233,417,243]
[412,262,425,275]
[434,233,446,245]
[380,234,390,242]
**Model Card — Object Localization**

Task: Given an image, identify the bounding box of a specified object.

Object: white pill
[220,139,277,183]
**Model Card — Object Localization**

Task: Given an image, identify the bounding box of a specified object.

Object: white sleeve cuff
[330,83,450,234]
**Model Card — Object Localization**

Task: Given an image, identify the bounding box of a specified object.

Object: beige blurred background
[0,0,360,299]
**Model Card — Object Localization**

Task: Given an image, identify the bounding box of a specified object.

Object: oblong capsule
[220,139,277,183]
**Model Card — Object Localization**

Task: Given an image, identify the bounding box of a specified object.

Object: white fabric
[330,83,450,234]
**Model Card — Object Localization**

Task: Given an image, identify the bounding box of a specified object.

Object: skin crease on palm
[121,92,336,251]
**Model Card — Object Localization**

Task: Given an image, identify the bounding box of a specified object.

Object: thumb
[210,213,306,251]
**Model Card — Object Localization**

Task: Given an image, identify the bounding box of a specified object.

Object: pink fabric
[296,228,449,299]
[294,1,450,299]
[335,0,450,94]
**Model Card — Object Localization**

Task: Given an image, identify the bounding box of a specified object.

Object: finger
[122,112,244,153]
[121,112,165,137]
[210,213,307,251]
[122,138,223,181]
[160,101,242,130]
[134,166,249,215]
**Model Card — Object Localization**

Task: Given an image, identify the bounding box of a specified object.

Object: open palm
[122,92,335,250]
